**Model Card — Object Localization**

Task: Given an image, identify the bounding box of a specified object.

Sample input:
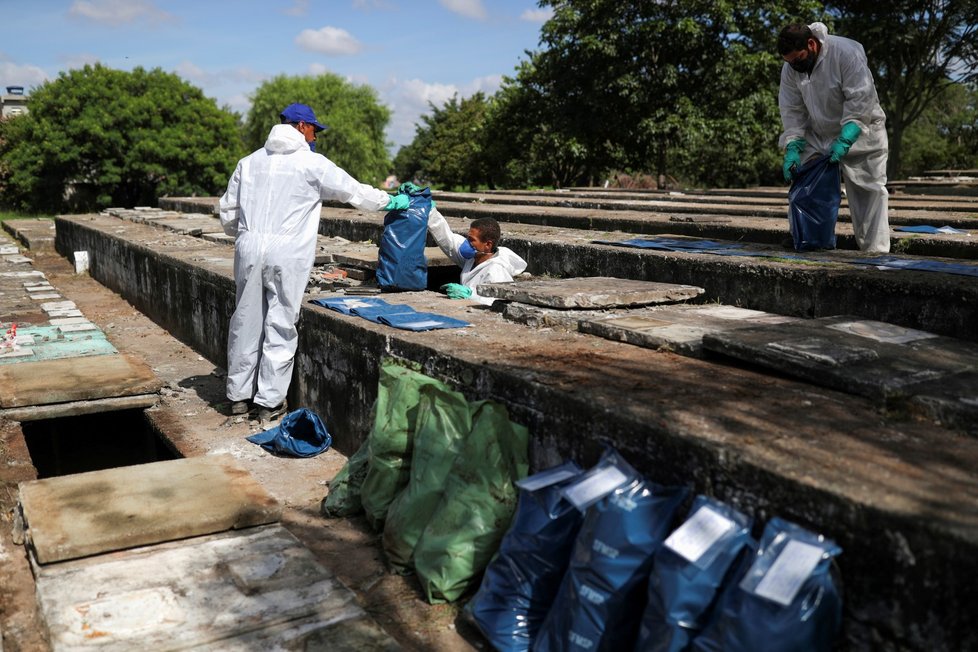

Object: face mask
[459,240,477,259]
[789,48,817,74]
[309,140,316,152]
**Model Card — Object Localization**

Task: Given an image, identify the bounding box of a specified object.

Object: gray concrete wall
[55,213,978,651]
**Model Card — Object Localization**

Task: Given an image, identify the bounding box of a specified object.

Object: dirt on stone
[0,250,483,652]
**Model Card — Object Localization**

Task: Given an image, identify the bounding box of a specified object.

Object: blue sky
[0,0,552,151]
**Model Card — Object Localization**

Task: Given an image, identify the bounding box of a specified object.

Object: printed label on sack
[341,299,375,309]
[663,505,737,565]
[751,539,824,606]
[561,465,628,510]
[516,466,580,492]
[568,631,594,649]
[578,584,607,605]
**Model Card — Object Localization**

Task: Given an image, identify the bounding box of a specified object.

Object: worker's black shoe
[780,237,796,251]
[258,402,288,424]
[230,400,250,415]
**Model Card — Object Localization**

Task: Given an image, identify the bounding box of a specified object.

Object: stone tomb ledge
[56,211,978,649]
[477,276,704,309]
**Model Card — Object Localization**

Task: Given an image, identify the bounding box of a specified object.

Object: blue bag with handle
[788,155,841,251]
[467,461,585,652]
[245,408,332,458]
[691,517,842,652]
[534,448,689,652]
[635,496,754,652]
[377,187,431,291]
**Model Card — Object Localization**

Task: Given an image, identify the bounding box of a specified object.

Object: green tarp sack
[414,401,530,603]
[382,384,474,574]
[320,440,370,517]
[360,362,451,529]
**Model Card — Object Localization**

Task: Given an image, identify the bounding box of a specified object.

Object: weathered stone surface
[0,353,160,408]
[702,316,978,405]
[20,455,281,564]
[479,276,704,309]
[581,304,799,357]
[33,524,397,650]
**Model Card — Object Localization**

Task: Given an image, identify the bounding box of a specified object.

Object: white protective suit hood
[264,122,310,155]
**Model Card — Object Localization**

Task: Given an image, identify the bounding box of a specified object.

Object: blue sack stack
[788,154,841,251]
[377,186,432,291]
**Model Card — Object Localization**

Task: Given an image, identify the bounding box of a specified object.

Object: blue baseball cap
[280,103,327,132]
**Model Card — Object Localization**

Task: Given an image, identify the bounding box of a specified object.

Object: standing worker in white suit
[778,22,890,253]
[220,103,408,423]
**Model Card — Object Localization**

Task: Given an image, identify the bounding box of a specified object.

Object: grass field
[0,211,53,223]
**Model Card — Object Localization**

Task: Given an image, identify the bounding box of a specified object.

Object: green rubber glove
[829,122,862,163]
[783,139,807,182]
[383,194,410,211]
[398,181,424,194]
[440,283,472,300]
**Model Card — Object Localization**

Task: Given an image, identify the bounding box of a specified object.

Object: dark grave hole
[23,409,180,479]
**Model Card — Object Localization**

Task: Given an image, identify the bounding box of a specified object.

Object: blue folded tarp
[310,296,391,315]
[894,225,967,234]
[351,303,418,324]
[246,408,332,458]
[593,237,804,261]
[851,256,978,278]
[377,311,471,331]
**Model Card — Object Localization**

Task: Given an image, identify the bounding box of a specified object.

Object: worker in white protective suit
[220,103,408,423]
[416,187,526,305]
[777,22,890,253]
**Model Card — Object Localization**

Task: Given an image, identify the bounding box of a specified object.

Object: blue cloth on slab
[350,303,418,324]
[310,296,391,315]
[593,238,805,261]
[377,311,471,331]
[246,408,332,457]
[894,225,967,234]
[851,256,978,278]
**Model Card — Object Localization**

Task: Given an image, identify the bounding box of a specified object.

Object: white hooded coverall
[427,208,528,306]
[220,124,390,408]
[779,22,890,253]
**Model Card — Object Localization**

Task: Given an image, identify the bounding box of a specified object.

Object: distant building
[1,86,29,118]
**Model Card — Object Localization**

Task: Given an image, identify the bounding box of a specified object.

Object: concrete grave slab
[0,347,34,359]
[0,271,45,278]
[201,232,236,245]
[49,317,89,326]
[20,455,281,564]
[1,245,20,254]
[0,353,160,408]
[40,301,76,311]
[333,246,455,270]
[2,255,32,264]
[479,276,705,309]
[45,309,83,318]
[702,315,978,401]
[25,285,55,292]
[32,524,394,651]
[29,293,61,300]
[909,370,978,437]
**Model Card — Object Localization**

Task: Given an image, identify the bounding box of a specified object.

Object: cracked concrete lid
[19,455,282,564]
[478,276,705,309]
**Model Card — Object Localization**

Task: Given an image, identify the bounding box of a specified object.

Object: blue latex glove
[782,139,807,182]
[383,194,410,211]
[829,122,862,163]
[441,283,472,299]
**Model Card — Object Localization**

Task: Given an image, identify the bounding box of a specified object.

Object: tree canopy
[243,73,391,185]
[0,64,243,213]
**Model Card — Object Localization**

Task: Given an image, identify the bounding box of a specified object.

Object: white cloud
[520,7,553,23]
[381,74,504,151]
[295,26,363,56]
[0,55,49,91]
[283,0,309,16]
[60,52,101,70]
[439,0,488,21]
[352,0,392,9]
[175,61,266,88]
[68,0,177,26]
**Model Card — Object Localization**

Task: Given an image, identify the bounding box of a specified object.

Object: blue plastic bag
[788,155,841,251]
[636,496,754,652]
[245,408,332,458]
[691,517,842,652]
[535,448,689,652]
[377,187,432,291]
[467,461,585,652]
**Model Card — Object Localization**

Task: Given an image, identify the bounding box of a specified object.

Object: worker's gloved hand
[782,139,807,182]
[441,283,473,300]
[829,122,862,163]
[383,194,410,211]
[398,181,424,194]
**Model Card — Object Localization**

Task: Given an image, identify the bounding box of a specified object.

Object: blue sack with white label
[466,461,585,652]
[534,448,689,652]
[788,155,841,251]
[635,496,754,652]
[691,517,842,652]
[377,186,432,291]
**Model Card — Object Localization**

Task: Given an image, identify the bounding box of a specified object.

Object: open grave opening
[22,408,179,478]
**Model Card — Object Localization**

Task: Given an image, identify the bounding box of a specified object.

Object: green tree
[0,64,243,213]
[826,0,978,178]
[900,81,978,175]
[244,73,391,184]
